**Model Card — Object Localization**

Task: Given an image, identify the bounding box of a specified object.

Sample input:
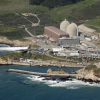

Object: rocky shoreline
[76,67,100,84]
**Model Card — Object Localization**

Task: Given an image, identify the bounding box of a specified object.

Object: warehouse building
[44,26,69,42]
[57,50,79,56]
[59,37,80,46]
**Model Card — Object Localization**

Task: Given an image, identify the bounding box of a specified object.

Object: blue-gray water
[0,65,100,100]
[0,44,14,55]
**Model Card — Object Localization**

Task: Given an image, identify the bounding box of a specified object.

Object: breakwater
[7,69,77,78]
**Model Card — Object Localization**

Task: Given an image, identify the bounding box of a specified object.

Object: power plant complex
[44,19,81,46]
[60,19,78,38]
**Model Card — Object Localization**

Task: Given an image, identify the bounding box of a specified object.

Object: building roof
[45,26,69,36]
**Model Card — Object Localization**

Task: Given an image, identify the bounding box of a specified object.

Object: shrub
[85,64,97,70]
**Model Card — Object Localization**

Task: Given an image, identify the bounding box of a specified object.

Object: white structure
[81,43,93,50]
[85,37,91,41]
[57,50,79,56]
[0,46,29,51]
[60,19,70,32]
[53,48,64,53]
[66,23,78,38]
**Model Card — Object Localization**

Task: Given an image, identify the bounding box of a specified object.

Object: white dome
[66,23,78,38]
[60,19,70,32]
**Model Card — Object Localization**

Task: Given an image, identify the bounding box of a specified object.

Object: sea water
[0,44,14,55]
[0,65,100,100]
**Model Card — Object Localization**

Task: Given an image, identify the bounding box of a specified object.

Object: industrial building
[59,37,80,46]
[60,20,78,38]
[66,23,78,38]
[44,26,69,42]
[52,48,79,56]
[60,19,70,32]
[57,50,79,56]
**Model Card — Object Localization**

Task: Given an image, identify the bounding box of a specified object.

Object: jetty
[7,69,77,78]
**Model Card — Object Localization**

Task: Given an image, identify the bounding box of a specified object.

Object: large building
[44,26,69,42]
[66,23,78,38]
[60,20,79,38]
[60,19,70,32]
[59,37,80,46]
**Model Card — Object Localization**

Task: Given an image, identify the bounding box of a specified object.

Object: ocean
[0,65,100,100]
[0,44,13,55]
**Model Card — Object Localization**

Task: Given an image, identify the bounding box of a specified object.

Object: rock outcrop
[47,69,69,74]
[76,68,100,83]
[0,58,12,65]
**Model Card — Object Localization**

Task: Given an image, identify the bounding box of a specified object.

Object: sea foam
[27,75,100,89]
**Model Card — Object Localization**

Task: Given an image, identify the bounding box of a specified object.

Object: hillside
[47,0,100,22]
[0,0,49,15]
[0,0,100,27]
[29,0,84,8]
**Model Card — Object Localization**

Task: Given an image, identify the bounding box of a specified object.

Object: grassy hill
[0,0,100,28]
[85,17,100,27]
[0,0,49,15]
[47,0,100,22]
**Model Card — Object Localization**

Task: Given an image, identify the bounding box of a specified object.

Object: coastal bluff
[0,36,35,47]
[76,67,100,83]
[0,58,12,65]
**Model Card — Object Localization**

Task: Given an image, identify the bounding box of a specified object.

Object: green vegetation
[0,0,100,24]
[67,56,100,63]
[29,0,84,8]
[49,51,53,55]
[0,26,30,40]
[0,0,49,14]
[0,13,31,26]
[2,57,8,61]
[0,0,100,40]
[0,27,18,33]
[2,52,55,61]
[47,0,100,22]
[33,44,40,48]
[94,68,100,74]
[86,17,100,27]
[28,14,59,35]
[85,64,97,70]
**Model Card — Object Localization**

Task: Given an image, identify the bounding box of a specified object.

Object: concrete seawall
[13,62,84,68]
[7,69,77,78]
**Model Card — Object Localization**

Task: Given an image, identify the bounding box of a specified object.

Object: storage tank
[60,19,70,32]
[66,23,78,38]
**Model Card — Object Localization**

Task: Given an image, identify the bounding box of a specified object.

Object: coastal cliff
[76,65,100,83]
[0,58,12,65]
[0,36,35,47]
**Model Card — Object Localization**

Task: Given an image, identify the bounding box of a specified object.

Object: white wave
[27,75,100,89]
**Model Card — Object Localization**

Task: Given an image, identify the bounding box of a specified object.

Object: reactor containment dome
[66,23,78,38]
[60,19,70,32]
